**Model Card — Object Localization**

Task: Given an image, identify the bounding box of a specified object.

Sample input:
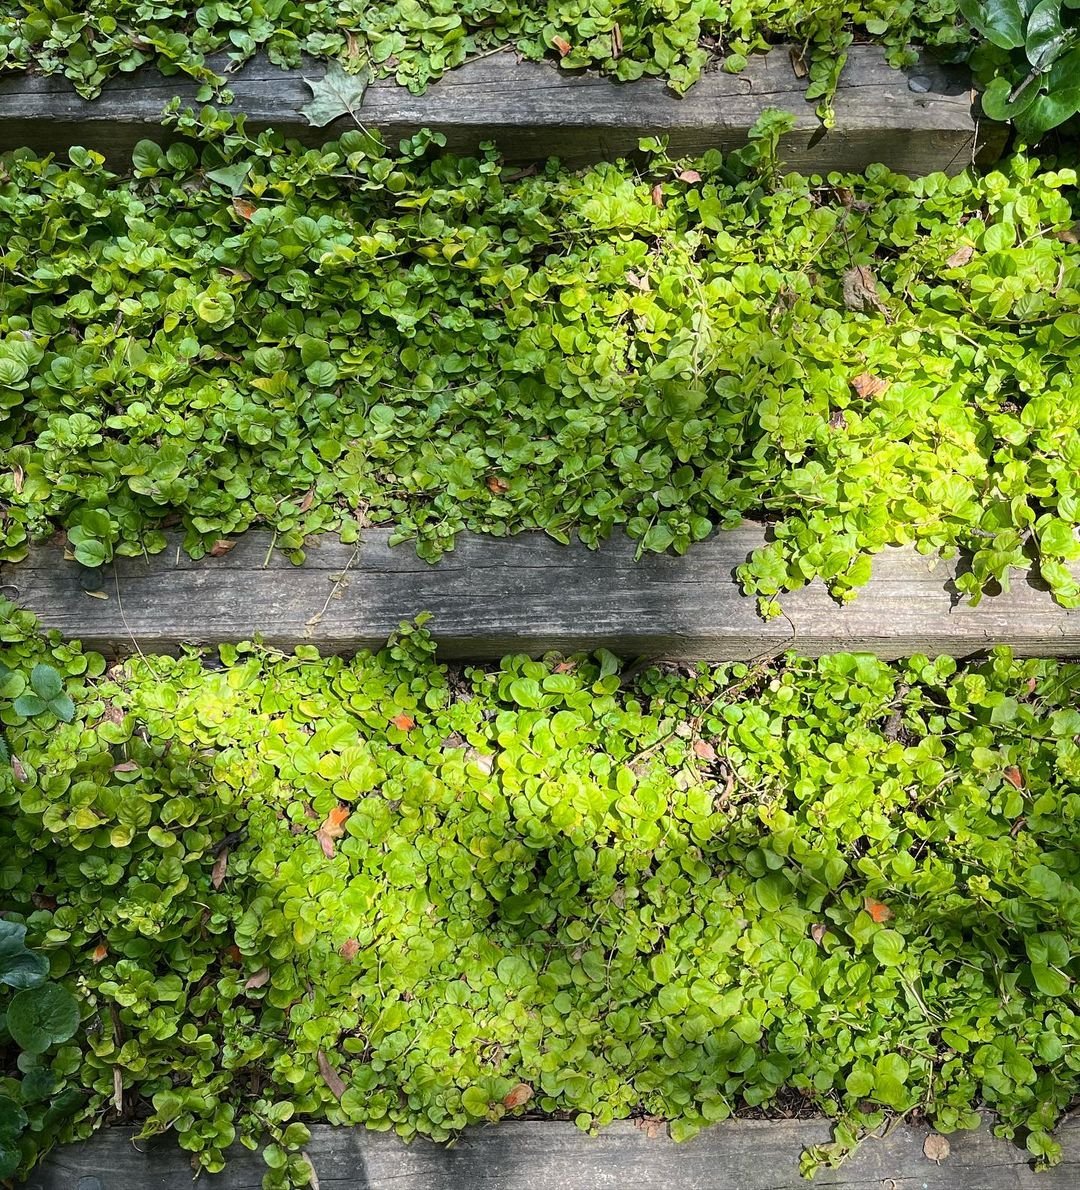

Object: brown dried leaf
[552,35,572,57]
[923,1133,951,1163]
[554,660,578,673]
[340,938,360,961]
[390,713,415,731]
[467,748,495,775]
[91,943,109,963]
[789,47,808,78]
[503,1082,533,1109]
[11,465,23,495]
[486,475,509,495]
[693,739,716,762]
[10,756,27,783]
[626,270,651,292]
[301,1154,321,1190]
[850,372,888,400]
[244,968,270,990]
[833,186,854,209]
[298,487,315,513]
[945,244,974,268]
[317,803,351,858]
[232,198,257,220]
[1003,765,1024,789]
[677,169,702,184]
[111,760,139,773]
[842,265,889,316]
[810,923,827,945]
[828,409,847,431]
[113,1067,124,1113]
[1054,223,1080,245]
[317,1050,346,1100]
[212,847,228,890]
[209,539,236,557]
[611,24,622,59]
[651,183,664,208]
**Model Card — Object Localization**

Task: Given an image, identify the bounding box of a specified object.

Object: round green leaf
[30,664,63,701]
[0,923,49,990]
[12,695,47,718]
[5,984,81,1055]
[872,929,906,967]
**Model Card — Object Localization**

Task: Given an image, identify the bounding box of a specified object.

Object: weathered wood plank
[0,46,1002,174]
[25,1116,1080,1190]
[3,527,1079,660]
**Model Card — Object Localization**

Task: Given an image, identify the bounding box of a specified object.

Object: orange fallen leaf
[244,968,270,990]
[340,938,360,961]
[486,476,509,495]
[317,1050,346,1100]
[317,803,351,858]
[677,169,702,183]
[850,372,888,400]
[212,847,228,890]
[91,943,108,963]
[503,1082,533,1109]
[298,487,315,513]
[210,539,236,557]
[232,198,257,220]
[554,660,578,673]
[390,713,415,731]
[864,897,892,923]
[693,739,716,761]
[552,35,572,57]
[1004,765,1024,789]
[226,945,242,963]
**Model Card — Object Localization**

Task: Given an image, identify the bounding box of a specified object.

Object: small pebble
[908,75,932,93]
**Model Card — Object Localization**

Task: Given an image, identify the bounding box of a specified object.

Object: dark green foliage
[2,118,1080,610]
[963,0,1080,138]
[3,601,1080,1184]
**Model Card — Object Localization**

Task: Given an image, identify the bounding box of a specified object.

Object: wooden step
[5,527,1078,660]
[27,1115,1080,1190]
[0,46,1002,174]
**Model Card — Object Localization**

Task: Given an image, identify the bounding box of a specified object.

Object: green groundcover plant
[3,600,1080,1185]
[0,0,967,104]
[2,116,1080,611]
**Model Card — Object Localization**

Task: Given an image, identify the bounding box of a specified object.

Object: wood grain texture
[0,46,1003,174]
[4,527,1079,660]
[25,1116,1080,1189]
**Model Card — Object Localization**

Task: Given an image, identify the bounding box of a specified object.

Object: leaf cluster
[2,122,1080,610]
[3,603,1080,1184]
[963,0,1080,138]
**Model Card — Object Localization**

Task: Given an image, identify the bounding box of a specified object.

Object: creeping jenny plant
[1,117,1080,612]
[3,601,1080,1184]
